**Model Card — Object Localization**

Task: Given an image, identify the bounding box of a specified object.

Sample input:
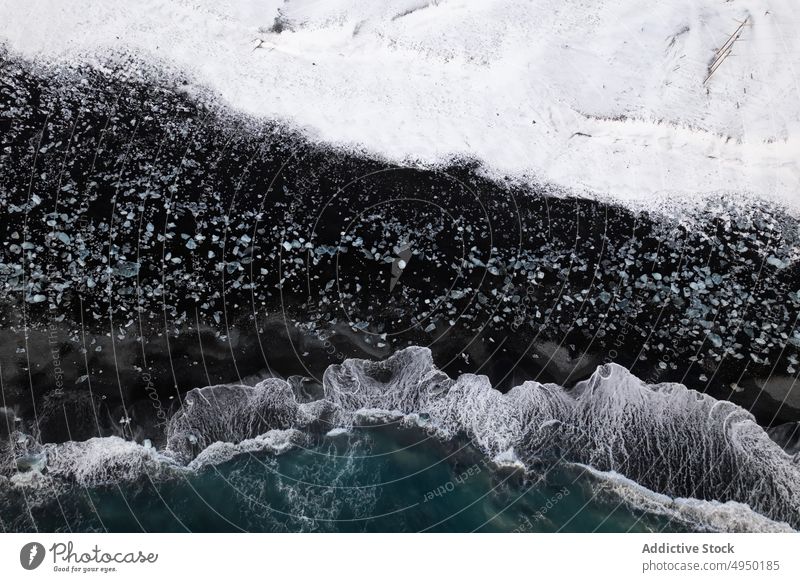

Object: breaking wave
[3,346,799,531]
[580,466,793,533]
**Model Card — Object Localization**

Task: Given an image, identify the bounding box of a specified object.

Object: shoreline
[1,52,799,439]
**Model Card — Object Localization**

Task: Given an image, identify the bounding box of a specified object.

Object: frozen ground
[1,0,799,214]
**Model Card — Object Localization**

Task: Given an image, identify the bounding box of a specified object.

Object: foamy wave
[155,346,800,527]
[315,347,800,527]
[165,379,301,464]
[187,429,306,470]
[11,437,183,488]
[583,466,794,533]
[6,346,800,530]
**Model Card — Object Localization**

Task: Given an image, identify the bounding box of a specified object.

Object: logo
[20,542,46,570]
[389,242,413,292]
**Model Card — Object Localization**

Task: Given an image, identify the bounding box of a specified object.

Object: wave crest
[7,346,799,530]
[165,379,300,463]
[317,347,800,527]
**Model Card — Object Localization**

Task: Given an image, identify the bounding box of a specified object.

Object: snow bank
[1,0,798,213]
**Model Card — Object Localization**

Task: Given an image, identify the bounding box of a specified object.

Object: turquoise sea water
[0,425,689,533]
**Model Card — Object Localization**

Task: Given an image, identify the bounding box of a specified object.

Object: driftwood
[704,16,750,85]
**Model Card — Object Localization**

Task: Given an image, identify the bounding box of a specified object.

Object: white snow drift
[1,0,798,214]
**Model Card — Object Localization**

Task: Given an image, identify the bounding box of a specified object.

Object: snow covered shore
[1,0,798,214]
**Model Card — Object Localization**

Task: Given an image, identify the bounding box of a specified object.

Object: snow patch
[1,0,798,214]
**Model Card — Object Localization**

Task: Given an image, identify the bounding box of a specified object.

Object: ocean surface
[0,422,778,534]
[2,425,686,533]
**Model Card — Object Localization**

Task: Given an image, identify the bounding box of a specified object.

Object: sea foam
[155,346,800,528]
[6,346,799,530]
